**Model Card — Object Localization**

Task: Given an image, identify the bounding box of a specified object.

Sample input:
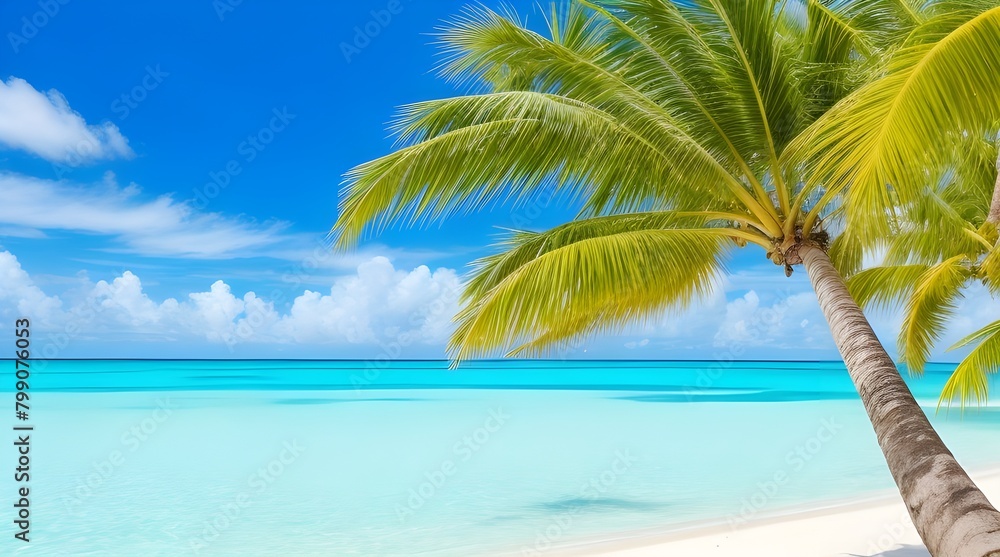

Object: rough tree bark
[801,244,1000,557]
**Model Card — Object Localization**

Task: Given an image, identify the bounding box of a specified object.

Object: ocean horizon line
[0,357,964,364]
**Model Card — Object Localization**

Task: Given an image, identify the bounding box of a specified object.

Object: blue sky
[0,0,993,360]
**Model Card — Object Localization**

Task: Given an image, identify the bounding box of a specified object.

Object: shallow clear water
[2,360,998,556]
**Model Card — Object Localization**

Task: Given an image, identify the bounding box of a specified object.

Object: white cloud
[710,281,1000,362]
[0,226,46,239]
[714,290,832,350]
[624,338,650,349]
[0,77,133,163]
[0,249,994,361]
[0,251,64,327]
[0,172,290,258]
[0,251,461,354]
[272,257,460,345]
[89,271,170,326]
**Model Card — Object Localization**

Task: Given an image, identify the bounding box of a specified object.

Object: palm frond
[836,133,997,268]
[947,134,1000,226]
[899,255,973,374]
[847,264,929,311]
[583,0,766,185]
[892,0,930,24]
[696,0,806,214]
[882,187,992,266]
[882,228,987,267]
[940,319,1000,408]
[982,243,1000,293]
[449,216,735,359]
[434,5,784,233]
[334,91,750,245]
[800,0,868,118]
[828,221,866,276]
[464,211,766,299]
[790,6,1000,236]
[700,0,807,155]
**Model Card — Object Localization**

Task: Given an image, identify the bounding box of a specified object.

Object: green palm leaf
[982,243,1000,293]
[790,7,1000,236]
[940,319,1000,407]
[687,0,806,215]
[899,255,973,374]
[449,215,738,359]
[800,0,866,119]
[579,0,767,192]
[827,220,867,276]
[441,4,781,230]
[335,91,752,245]
[848,264,929,311]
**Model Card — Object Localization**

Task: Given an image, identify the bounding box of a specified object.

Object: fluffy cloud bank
[0,250,994,360]
[0,251,461,356]
[714,290,830,350]
[709,281,997,361]
[0,77,132,164]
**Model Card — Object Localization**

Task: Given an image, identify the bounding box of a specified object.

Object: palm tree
[332,1,1000,554]
[849,137,1000,408]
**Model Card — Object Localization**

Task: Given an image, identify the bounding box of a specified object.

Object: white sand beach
[562,469,1000,557]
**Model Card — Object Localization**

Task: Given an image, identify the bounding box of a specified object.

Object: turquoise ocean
[2,360,999,556]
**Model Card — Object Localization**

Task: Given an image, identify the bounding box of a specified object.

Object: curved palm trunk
[801,244,1000,557]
